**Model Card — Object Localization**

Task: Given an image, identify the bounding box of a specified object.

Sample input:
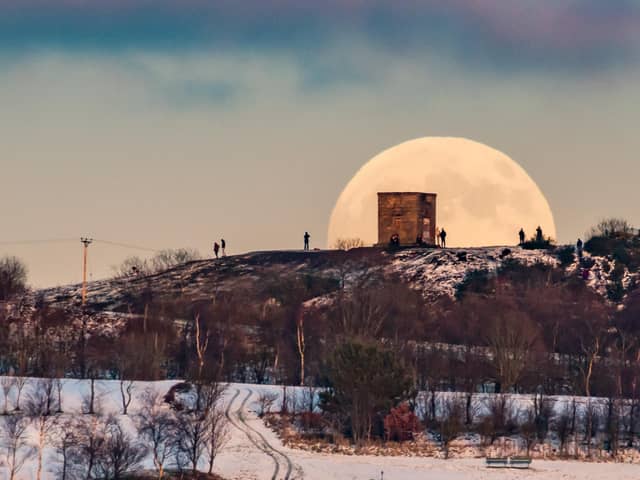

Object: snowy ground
[1,379,638,480]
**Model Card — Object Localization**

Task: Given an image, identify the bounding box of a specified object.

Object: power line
[0,237,160,253]
[93,239,160,253]
[0,238,77,246]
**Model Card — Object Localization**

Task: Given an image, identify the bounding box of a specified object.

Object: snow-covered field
[0,378,637,480]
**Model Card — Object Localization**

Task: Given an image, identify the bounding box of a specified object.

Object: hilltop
[36,245,635,313]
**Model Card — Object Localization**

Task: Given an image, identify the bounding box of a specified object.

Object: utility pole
[81,237,93,307]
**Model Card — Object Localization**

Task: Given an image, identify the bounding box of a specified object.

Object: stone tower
[377,192,437,246]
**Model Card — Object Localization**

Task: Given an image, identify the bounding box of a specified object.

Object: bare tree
[175,383,226,475]
[25,378,60,480]
[136,389,177,479]
[95,417,147,480]
[1,415,34,480]
[53,378,64,413]
[0,256,28,301]
[296,308,306,386]
[119,380,135,416]
[206,404,229,474]
[114,338,137,415]
[76,415,107,479]
[13,376,27,412]
[81,378,104,416]
[174,410,209,475]
[50,419,83,480]
[0,376,15,414]
[484,310,537,393]
[577,317,607,397]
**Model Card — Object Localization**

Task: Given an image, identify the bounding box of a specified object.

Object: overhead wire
[0,238,77,246]
[92,239,160,253]
[0,237,160,253]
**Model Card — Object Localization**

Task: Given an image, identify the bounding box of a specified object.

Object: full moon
[328,137,556,248]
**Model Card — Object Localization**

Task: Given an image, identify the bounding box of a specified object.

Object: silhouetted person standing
[221,238,226,257]
[518,228,525,245]
[535,226,543,243]
[213,242,220,259]
[304,232,310,251]
[439,228,447,248]
[577,238,583,259]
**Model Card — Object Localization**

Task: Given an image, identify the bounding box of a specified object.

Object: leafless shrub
[334,238,365,251]
[256,391,279,418]
[436,396,465,458]
[113,248,201,278]
[478,395,518,445]
[581,399,604,456]
[519,409,538,456]
[552,404,573,456]
[588,217,633,239]
[604,397,623,457]
[301,385,318,413]
[532,393,555,442]
[151,248,201,272]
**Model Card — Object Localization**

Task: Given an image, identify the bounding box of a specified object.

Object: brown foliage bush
[384,403,421,442]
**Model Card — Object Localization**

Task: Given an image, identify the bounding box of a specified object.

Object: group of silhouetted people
[213,238,226,258]
[391,227,448,248]
[518,226,545,245]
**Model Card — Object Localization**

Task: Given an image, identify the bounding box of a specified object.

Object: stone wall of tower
[377,192,437,246]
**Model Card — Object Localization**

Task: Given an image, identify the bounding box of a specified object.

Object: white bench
[509,457,532,469]
[485,457,532,469]
[485,457,509,468]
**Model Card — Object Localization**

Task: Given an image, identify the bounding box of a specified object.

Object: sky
[1,0,640,287]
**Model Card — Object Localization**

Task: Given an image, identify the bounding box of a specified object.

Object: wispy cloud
[1,1,638,72]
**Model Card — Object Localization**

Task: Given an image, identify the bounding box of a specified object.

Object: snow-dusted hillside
[31,246,636,316]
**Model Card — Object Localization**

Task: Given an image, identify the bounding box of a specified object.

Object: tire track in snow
[225,388,287,480]
[237,388,295,480]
